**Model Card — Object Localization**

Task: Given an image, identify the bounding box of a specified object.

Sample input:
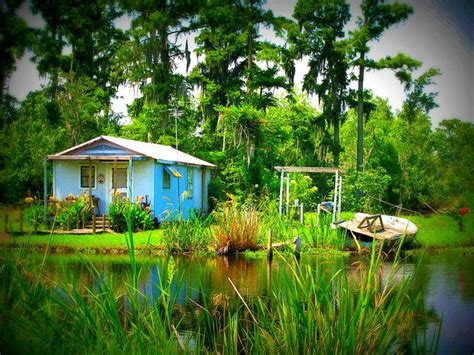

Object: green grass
[1,229,166,250]
[409,213,473,248]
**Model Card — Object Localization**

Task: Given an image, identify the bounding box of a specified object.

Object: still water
[40,251,474,353]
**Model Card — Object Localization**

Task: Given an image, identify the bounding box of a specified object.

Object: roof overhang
[274,166,345,174]
[47,155,147,161]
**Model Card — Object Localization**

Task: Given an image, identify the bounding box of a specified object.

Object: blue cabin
[47,136,215,220]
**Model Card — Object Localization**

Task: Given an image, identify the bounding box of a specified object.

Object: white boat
[336,213,417,249]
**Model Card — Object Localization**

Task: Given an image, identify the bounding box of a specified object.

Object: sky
[7,0,474,127]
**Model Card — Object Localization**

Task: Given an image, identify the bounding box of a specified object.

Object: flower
[460,207,469,217]
[24,196,35,204]
[66,194,76,201]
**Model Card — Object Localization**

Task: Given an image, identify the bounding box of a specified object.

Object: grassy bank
[410,213,473,248]
[1,207,472,254]
[0,230,166,253]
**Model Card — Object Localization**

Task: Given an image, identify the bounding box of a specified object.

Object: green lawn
[409,213,473,248]
[1,229,166,250]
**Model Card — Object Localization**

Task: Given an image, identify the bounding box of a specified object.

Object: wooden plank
[274,166,345,174]
[338,220,399,240]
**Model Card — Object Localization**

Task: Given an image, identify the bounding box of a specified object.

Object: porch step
[85,216,110,229]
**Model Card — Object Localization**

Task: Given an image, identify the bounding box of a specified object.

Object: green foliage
[162,213,213,253]
[431,119,474,209]
[109,196,153,233]
[23,200,46,232]
[51,193,92,229]
[342,168,391,212]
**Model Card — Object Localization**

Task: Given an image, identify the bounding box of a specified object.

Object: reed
[213,202,260,251]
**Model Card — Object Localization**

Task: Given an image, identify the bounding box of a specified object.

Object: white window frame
[80,165,97,189]
[186,167,193,199]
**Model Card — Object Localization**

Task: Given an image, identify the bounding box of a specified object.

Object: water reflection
[36,251,474,353]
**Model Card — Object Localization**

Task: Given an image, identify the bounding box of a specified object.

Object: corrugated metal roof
[52,135,215,167]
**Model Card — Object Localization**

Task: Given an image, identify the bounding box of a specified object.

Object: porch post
[278,169,284,214]
[88,157,92,208]
[128,158,133,201]
[332,170,338,223]
[113,158,117,195]
[286,172,290,215]
[43,157,48,223]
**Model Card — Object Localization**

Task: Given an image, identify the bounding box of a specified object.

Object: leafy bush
[162,212,213,253]
[109,195,153,233]
[23,200,45,232]
[213,199,260,252]
[342,167,391,212]
[49,193,92,229]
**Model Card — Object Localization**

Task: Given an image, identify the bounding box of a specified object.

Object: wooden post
[102,214,106,232]
[92,213,96,234]
[332,170,339,224]
[267,229,273,260]
[43,157,48,224]
[19,209,23,233]
[278,169,284,214]
[286,173,290,215]
[300,203,304,225]
[316,203,321,227]
[67,216,71,231]
[82,210,85,229]
[113,158,117,195]
[128,159,133,201]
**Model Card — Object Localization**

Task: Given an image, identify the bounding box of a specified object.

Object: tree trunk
[334,114,340,167]
[246,0,254,96]
[356,51,365,171]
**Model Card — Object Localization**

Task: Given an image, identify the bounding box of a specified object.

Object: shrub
[342,167,391,212]
[49,193,92,229]
[163,212,213,253]
[23,200,45,233]
[213,199,260,252]
[109,195,153,233]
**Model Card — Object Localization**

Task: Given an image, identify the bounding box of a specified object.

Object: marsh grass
[213,202,260,251]
[162,212,213,253]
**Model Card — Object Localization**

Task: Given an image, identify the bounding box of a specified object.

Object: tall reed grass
[213,201,260,251]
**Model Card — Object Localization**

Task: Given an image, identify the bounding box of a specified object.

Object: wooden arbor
[274,166,345,224]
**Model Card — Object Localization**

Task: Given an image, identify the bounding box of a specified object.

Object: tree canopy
[1,0,472,213]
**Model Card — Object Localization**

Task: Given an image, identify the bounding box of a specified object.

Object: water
[14,251,474,353]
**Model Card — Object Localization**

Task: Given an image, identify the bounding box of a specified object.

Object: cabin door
[108,165,128,205]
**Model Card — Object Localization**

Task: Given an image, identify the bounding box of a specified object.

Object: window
[112,168,127,189]
[163,168,170,189]
[80,166,96,188]
[186,168,193,199]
